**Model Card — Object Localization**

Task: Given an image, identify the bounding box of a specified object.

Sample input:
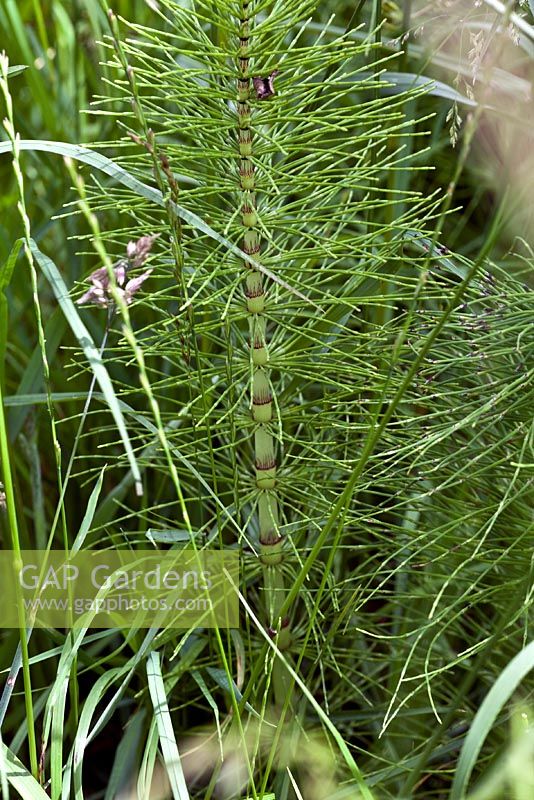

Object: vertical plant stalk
[236,2,290,656]
[0,58,69,552]
[0,387,37,778]
[0,54,62,774]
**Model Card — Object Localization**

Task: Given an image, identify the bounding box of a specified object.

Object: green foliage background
[0,2,532,799]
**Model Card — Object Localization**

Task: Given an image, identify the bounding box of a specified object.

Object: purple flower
[126,233,160,267]
[77,264,153,307]
[77,234,158,307]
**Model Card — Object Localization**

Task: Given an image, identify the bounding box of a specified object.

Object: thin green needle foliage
[0,1,532,799]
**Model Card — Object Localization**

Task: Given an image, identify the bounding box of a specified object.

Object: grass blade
[0,740,50,800]
[71,467,106,554]
[359,70,476,106]
[205,666,266,723]
[6,65,27,77]
[450,640,534,800]
[28,239,143,496]
[103,710,146,800]
[146,651,190,800]
[0,734,7,800]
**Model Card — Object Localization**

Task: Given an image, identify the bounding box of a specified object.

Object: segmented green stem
[237,2,290,652]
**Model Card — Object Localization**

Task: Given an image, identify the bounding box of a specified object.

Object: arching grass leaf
[29,239,143,495]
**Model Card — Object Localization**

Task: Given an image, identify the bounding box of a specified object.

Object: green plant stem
[30,0,50,60]
[0,54,66,774]
[236,2,290,668]
[0,57,68,553]
[400,0,413,71]
[0,382,38,779]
